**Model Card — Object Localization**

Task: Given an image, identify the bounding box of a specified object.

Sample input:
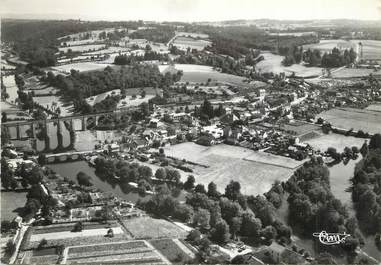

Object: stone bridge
[1,108,133,141]
[44,150,104,163]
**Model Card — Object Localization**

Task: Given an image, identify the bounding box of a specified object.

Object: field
[86,88,156,108]
[303,133,365,152]
[164,143,296,195]
[51,62,111,73]
[2,75,18,103]
[172,36,211,51]
[0,191,27,222]
[331,67,381,78]
[256,52,323,77]
[65,240,165,264]
[160,64,249,87]
[150,239,193,262]
[303,39,381,60]
[175,32,209,39]
[366,103,381,112]
[122,217,188,239]
[59,44,106,53]
[317,108,381,134]
[32,95,73,116]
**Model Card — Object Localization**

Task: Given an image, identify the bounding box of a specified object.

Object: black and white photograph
[0,0,381,264]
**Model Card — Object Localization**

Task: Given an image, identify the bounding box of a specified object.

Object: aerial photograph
[0,0,380,264]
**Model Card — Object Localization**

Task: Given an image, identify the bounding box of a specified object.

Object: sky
[1,0,381,21]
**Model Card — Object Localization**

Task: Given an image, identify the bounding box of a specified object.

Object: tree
[195,184,206,194]
[261,226,277,244]
[184,175,195,190]
[173,204,194,223]
[73,221,83,232]
[369,134,381,150]
[207,181,220,198]
[1,112,8,123]
[32,109,47,120]
[187,229,201,244]
[155,168,166,179]
[241,212,262,238]
[38,153,46,165]
[193,208,211,230]
[4,240,16,257]
[211,219,231,243]
[231,216,242,239]
[225,180,241,201]
[107,228,114,237]
[76,172,93,186]
[1,220,17,233]
[37,238,48,249]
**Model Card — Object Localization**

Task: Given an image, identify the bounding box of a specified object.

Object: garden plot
[66,240,165,264]
[150,239,194,263]
[24,232,129,250]
[164,143,295,195]
[30,227,124,241]
[122,217,188,239]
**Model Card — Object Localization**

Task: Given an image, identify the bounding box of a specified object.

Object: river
[280,158,381,261]
[47,161,150,203]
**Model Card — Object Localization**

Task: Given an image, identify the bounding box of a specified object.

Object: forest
[351,134,381,239]
[43,64,182,113]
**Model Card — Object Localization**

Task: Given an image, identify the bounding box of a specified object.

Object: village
[1,14,381,265]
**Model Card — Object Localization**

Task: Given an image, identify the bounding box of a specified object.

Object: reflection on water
[281,159,381,260]
[48,161,150,203]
